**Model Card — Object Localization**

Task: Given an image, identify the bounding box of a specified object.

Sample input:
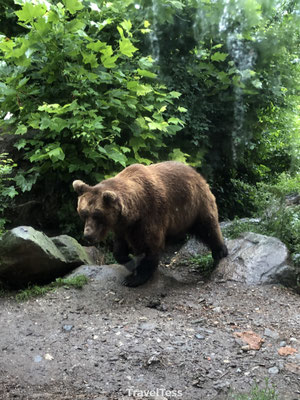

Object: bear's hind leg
[192,217,228,266]
[122,253,159,287]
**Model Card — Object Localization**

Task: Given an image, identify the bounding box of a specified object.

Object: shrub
[0,0,184,232]
[0,153,17,235]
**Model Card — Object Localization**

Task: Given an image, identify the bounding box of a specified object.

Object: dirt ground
[0,260,300,400]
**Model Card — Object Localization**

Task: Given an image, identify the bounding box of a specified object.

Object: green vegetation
[0,0,299,236]
[229,380,278,400]
[222,173,300,267]
[15,275,88,302]
[0,153,17,235]
[189,253,214,276]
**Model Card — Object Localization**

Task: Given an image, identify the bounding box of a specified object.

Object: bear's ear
[102,190,118,206]
[72,180,90,195]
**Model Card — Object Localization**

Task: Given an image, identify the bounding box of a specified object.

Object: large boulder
[0,226,93,287]
[213,232,299,288]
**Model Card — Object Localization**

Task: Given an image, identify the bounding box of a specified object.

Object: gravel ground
[0,262,299,400]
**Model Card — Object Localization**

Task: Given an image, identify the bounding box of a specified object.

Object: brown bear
[73,161,228,287]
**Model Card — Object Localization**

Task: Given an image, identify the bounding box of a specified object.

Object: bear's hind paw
[122,272,152,287]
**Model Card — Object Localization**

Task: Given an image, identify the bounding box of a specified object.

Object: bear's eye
[92,210,105,223]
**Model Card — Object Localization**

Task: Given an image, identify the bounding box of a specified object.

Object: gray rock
[62,325,73,332]
[51,235,92,265]
[0,226,93,287]
[264,328,279,340]
[83,246,104,265]
[212,232,298,287]
[268,366,279,374]
[220,218,261,232]
[178,237,209,258]
[34,355,42,363]
[67,264,129,283]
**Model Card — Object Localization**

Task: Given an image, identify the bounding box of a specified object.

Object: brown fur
[73,161,228,286]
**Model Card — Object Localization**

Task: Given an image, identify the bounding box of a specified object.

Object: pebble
[264,328,279,339]
[213,307,221,313]
[268,366,279,374]
[191,319,204,325]
[280,341,287,347]
[241,345,250,352]
[195,333,205,340]
[62,324,73,332]
[34,355,42,363]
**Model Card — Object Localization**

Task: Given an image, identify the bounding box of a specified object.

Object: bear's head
[73,180,122,244]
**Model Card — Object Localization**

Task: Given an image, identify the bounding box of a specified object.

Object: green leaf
[120,20,132,32]
[86,40,106,52]
[63,0,84,15]
[66,19,86,33]
[101,54,118,68]
[138,56,154,69]
[137,69,157,79]
[15,125,27,135]
[127,81,153,96]
[168,117,184,126]
[252,79,263,89]
[14,139,27,150]
[100,46,117,68]
[48,146,65,162]
[212,44,223,50]
[148,120,168,132]
[15,3,47,23]
[14,173,38,192]
[169,148,189,163]
[82,52,98,68]
[119,38,138,57]
[178,106,187,112]
[104,144,127,167]
[169,91,181,98]
[211,52,228,62]
[38,103,61,113]
[17,77,29,89]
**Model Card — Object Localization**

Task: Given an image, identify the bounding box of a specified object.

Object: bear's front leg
[122,252,159,287]
[123,253,145,273]
[113,237,131,264]
[122,226,164,287]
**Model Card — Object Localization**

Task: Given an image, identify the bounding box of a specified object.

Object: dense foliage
[130,0,300,217]
[222,173,300,267]
[0,0,299,240]
[0,0,185,180]
[0,153,17,234]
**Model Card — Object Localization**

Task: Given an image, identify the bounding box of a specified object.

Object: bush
[0,0,184,232]
[0,153,17,235]
[222,172,300,267]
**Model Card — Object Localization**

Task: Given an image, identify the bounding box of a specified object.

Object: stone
[195,333,205,340]
[83,246,104,265]
[177,237,209,258]
[212,232,299,287]
[268,366,279,374]
[62,325,73,332]
[51,235,92,265]
[264,328,279,340]
[0,226,93,287]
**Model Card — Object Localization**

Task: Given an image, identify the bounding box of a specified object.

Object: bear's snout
[83,226,96,244]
